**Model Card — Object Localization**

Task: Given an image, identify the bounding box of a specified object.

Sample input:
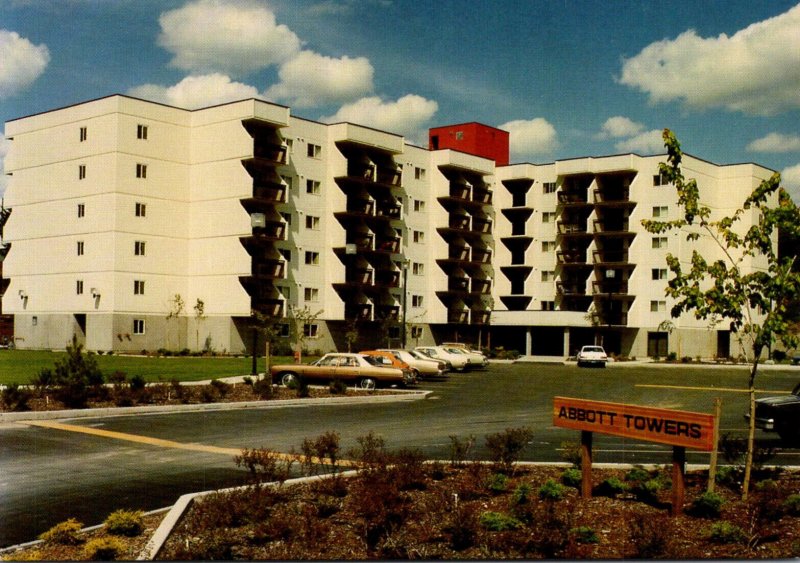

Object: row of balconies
[557,219,634,236]
[558,249,633,265]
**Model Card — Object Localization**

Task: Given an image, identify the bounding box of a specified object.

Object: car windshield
[362,355,381,366]
[582,346,605,353]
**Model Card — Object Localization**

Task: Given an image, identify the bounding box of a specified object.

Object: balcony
[375,304,400,321]
[471,278,492,294]
[597,311,628,326]
[448,277,470,292]
[253,141,288,166]
[374,269,400,289]
[593,220,634,237]
[345,303,373,321]
[592,250,633,265]
[448,310,470,324]
[250,183,287,204]
[557,192,591,206]
[592,280,629,295]
[471,248,492,264]
[472,217,493,235]
[557,249,586,264]
[251,298,284,317]
[556,281,587,296]
[471,311,491,325]
[252,260,286,280]
[557,221,590,236]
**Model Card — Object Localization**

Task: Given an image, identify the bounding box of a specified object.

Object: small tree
[250,309,285,372]
[289,305,323,363]
[193,298,206,352]
[642,129,800,500]
[344,317,360,352]
[166,293,185,351]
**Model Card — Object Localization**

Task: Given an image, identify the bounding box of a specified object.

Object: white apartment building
[2,95,774,358]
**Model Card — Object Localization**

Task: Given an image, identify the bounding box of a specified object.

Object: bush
[510,482,532,506]
[104,509,144,537]
[328,378,347,395]
[624,465,651,483]
[295,377,310,398]
[561,467,582,489]
[486,473,508,494]
[784,494,800,516]
[707,521,747,544]
[48,335,105,408]
[570,526,599,544]
[632,479,663,503]
[667,352,678,361]
[596,477,627,498]
[715,465,742,489]
[83,537,124,560]
[253,377,272,399]
[479,511,522,531]
[242,376,253,386]
[448,434,476,466]
[1,383,32,411]
[484,426,533,473]
[539,479,566,501]
[209,379,230,397]
[39,518,83,545]
[627,513,673,558]
[690,491,725,518]
[559,440,582,466]
[129,374,146,392]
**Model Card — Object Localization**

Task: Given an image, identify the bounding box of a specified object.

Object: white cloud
[614,129,665,154]
[498,118,557,159]
[598,116,645,139]
[265,50,374,108]
[619,4,800,115]
[782,163,800,202]
[747,133,800,153]
[128,74,258,109]
[0,29,49,99]
[321,95,438,140]
[158,0,301,76]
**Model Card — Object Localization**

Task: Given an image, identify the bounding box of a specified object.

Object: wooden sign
[553,396,715,451]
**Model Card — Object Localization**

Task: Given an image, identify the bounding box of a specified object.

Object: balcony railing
[252,261,286,279]
[448,245,471,261]
[592,280,629,295]
[593,220,631,234]
[375,305,400,321]
[345,268,373,285]
[253,142,288,165]
[557,250,586,264]
[592,250,630,264]
[471,278,492,294]
[557,222,588,235]
[471,248,492,263]
[374,269,400,288]
[345,303,372,320]
[593,187,630,203]
[448,216,471,230]
[472,218,493,234]
[556,281,587,296]
[252,184,287,203]
[448,311,470,324]
[251,298,284,317]
[557,192,589,205]
[598,312,628,326]
[471,311,491,325]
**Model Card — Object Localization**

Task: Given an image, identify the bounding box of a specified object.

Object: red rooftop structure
[429,122,510,166]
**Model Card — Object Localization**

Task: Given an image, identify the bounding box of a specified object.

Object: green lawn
[0,350,297,386]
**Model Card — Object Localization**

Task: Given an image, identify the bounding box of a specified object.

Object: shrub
[242,376,253,386]
[707,521,748,544]
[715,465,742,489]
[83,537,124,560]
[48,336,105,408]
[209,379,230,397]
[390,448,428,491]
[690,491,725,518]
[445,502,479,551]
[1,383,32,411]
[234,448,294,484]
[253,377,272,399]
[632,479,663,503]
[627,513,673,558]
[559,440,582,466]
[300,431,341,475]
[328,378,347,395]
[448,434,476,466]
[624,465,651,483]
[561,467,582,489]
[295,377,310,398]
[539,479,566,501]
[784,494,800,516]
[479,511,522,531]
[39,518,83,545]
[199,386,218,403]
[596,477,627,498]
[486,472,509,494]
[104,509,144,537]
[484,426,533,473]
[511,482,532,506]
[667,352,678,361]
[129,374,146,392]
[570,526,599,544]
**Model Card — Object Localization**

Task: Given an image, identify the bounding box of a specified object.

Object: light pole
[401,259,409,348]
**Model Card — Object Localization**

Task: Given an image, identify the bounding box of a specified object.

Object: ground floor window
[647,331,668,357]
[133,319,145,335]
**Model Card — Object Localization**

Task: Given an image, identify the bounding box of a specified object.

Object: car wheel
[357,377,376,390]
[280,372,299,387]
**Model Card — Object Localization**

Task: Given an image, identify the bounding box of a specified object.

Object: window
[414,200,425,212]
[306,179,320,194]
[411,326,423,339]
[279,248,291,262]
[541,301,555,311]
[652,206,669,218]
[77,241,84,256]
[134,280,145,295]
[652,268,667,280]
[133,319,145,335]
[304,251,319,265]
[650,300,666,313]
[277,323,290,338]
[455,130,464,140]
[542,211,557,223]
[543,182,557,194]
[541,240,556,252]
[32,316,38,326]
[303,323,319,338]
[412,262,424,275]
[76,280,84,295]
[413,230,424,243]
[134,241,146,256]
[414,167,426,180]
[137,124,148,140]
[651,236,668,249]
[307,143,321,158]
[541,270,556,282]
[304,287,319,302]
[653,173,669,186]
[412,295,424,307]
[135,202,146,217]
[305,215,320,230]
[78,203,85,218]
[136,163,147,179]
[79,127,87,142]
[78,164,86,180]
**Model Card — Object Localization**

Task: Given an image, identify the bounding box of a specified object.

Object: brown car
[270,352,415,390]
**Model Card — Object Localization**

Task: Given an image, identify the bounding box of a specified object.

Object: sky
[1,0,799,199]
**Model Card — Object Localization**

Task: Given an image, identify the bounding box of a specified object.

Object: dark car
[746,382,800,444]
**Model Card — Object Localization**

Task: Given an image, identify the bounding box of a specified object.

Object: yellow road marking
[635,384,791,394]
[20,420,357,467]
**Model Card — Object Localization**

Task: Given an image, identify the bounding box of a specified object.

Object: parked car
[442,345,488,368]
[409,349,452,373]
[360,350,415,375]
[378,348,447,379]
[415,346,469,372]
[270,353,415,389]
[792,352,800,366]
[576,345,608,368]
[745,381,800,444]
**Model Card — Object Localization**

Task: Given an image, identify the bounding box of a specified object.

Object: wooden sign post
[553,397,716,516]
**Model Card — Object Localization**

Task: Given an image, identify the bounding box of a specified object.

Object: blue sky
[2,0,799,198]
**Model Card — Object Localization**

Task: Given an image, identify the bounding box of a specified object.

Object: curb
[0,390,432,424]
